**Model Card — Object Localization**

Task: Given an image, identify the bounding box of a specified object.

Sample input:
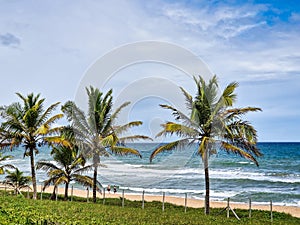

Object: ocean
[1,142,299,206]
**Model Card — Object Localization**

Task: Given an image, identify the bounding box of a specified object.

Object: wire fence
[0,184,277,222]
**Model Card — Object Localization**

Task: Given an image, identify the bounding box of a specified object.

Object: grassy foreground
[0,194,299,224]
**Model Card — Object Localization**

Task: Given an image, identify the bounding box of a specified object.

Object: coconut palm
[4,168,31,195]
[0,93,63,199]
[62,86,151,203]
[150,75,262,214]
[0,153,15,174]
[37,144,96,200]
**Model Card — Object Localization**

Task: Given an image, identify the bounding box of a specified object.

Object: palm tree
[0,93,63,199]
[150,75,262,214]
[63,86,151,203]
[0,153,15,174]
[37,144,96,200]
[4,168,31,195]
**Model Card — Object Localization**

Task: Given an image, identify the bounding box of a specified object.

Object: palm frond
[110,146,142,158]
[37,102,61,126]
[114,121,143,135]
[221,142,259,166]
[160,104,199,128]
[54,176,68,185]
[44,136,72,148]
[111,101,130,122]
[101,133,118,147]
[72,174,100,189]
[219,82,238,107]
[118,135,153,143]
[224,107,262,121]
[180,87,193,110]
[156,122,199,138]
[36,161,59,171]
[150,139,190,163]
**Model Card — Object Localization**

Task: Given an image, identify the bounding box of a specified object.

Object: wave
[173,168,300,184]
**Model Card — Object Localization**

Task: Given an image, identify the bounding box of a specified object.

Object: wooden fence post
[249,198,252,218]
[27,186,29,199]
[227,198,230,218]
[87,188,89,202]
[122,189,125,208]
[40,185,43,200]
[55,186,58,201]
[184,193,187,213]
[71,185,73,202]
[270,200,273,222]
[142,190,145,209]
[103,188,105,205]
[162,192,165,212]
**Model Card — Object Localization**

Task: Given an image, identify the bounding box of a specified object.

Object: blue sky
[0,0,299,142]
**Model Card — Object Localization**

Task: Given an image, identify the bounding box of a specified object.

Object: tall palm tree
[63,86,151,203]
[150,75,262,214]
[37,145,96,200]
[0,93,63,199]
[4,168,31,195]
[0,153,15,174]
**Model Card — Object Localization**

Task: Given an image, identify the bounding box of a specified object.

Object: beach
[22,185,300,218]
[1,143,299,219]
[4,143,300,208]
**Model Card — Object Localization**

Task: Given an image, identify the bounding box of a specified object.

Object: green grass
[0,192,299,224]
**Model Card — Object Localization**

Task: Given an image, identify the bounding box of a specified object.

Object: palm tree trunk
[30,148,37,199]
[93,164,98,203]
[64,182,69,200]
[50,185,56,200]
[204,151,210,215]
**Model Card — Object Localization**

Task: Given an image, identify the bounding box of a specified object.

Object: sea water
[1,142,299,206]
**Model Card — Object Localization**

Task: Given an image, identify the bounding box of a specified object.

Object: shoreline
[1,185,299,218]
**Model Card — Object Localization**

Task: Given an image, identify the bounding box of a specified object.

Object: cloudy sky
[0,0,299,142]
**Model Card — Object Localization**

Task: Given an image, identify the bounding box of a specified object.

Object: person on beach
[107,185,111,193]
[113,185,117,194]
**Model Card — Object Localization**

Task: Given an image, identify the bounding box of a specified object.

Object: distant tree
[150,75,262,214]
[4,168,31,195]
[63,86,151,203]
[37,144,95,200]
[0,93,63,199]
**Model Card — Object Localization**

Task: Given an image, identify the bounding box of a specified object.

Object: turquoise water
[1,142,299,206]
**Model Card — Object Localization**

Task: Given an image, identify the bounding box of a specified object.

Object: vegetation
[150,76,262,214]
[0,195,299,224]
[36,144,95,200]
[0,93,63,199]
[62,86,150,202]
[0,153,15,174]
[3,168,31,195]
[0,79,273,223]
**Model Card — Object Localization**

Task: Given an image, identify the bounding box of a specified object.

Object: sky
[0,0,299,142]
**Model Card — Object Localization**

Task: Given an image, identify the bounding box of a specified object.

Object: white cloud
[0,0,299,141]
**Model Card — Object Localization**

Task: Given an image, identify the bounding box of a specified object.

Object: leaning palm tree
[4,168,31,195]
[150,75,262,214]
[37,145,96,200]
[0,153,15,174]
[0,93,63,199]
[63,86,151,203]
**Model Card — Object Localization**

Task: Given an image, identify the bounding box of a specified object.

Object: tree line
[0,75,262,215]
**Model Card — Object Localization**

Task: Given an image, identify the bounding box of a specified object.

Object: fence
[0,185,276,222]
